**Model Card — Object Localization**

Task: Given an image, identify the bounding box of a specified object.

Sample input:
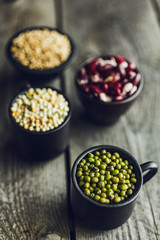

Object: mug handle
[140,161,158,185]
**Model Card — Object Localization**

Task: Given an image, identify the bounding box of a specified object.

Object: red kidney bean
[118,63,126,77]
[101,82,109,93]
[115,88,121,96]
[109,86,121,96]
[133,73,141,86]
[109,82,122,96]
[80,67,87,75]
[114,96,125,101]
[121,78,128,85]
[99,57,117,67]
[116,56,128,77]
[87,59,99,73]
[91,71,102,83]
[78,78,89,85]
[122,83,133,96]
[128,62,136,70]
[98,64,113,74]
[90,85,103,96]
[128,71,136,81]
[98,58,117,78]
[113,72,121,82]
[129,86,137,96]
[80,73,88,80]
[115,56,126,65]
[78,56,141,102]
[78,68,89,85]
[115,82,122,89]
[99,93,112,102]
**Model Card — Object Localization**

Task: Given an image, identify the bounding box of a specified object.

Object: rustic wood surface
[0,0,159,239]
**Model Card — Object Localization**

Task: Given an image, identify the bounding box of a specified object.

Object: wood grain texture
[0,0,160,239]
[0,0,70,239]
[64,0,160,239]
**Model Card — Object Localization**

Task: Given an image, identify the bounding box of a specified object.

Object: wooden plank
[151,0,160,23]
[0,148,70,240]
[0,0,70,239]
[63,0,160,239]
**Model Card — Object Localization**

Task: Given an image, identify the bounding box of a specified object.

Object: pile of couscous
[10,29,71,70]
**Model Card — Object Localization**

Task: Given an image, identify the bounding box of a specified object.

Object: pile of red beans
[77,56,141,102]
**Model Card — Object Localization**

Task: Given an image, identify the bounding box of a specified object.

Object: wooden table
[0,0,160,239]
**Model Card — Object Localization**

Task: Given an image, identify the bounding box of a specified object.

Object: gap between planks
[54,0,76,239]
[150,0,160,25]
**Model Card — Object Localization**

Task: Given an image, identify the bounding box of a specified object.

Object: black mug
[9,87,71,160]
[75,56,144,125]
[71,145,158,230]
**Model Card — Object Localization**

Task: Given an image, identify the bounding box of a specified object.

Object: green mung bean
[76,150,137,204]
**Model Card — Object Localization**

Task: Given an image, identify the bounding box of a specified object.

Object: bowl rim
[9,86,71,135]
[6,26,75,76]
[75,55,144,105]
[72,145,143,208]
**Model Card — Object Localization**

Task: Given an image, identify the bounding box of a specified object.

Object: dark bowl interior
[9,87,72,160]
[75,56,144,124]
[72,145,143,208]
[6,26,75,82]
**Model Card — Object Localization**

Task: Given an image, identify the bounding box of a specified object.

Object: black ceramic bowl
[9,87,71,160]
[71,145,158,230]
[6,26,75,82]
[75,56,144,124]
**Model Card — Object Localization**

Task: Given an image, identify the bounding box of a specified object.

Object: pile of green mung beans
[76,150,137,204]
